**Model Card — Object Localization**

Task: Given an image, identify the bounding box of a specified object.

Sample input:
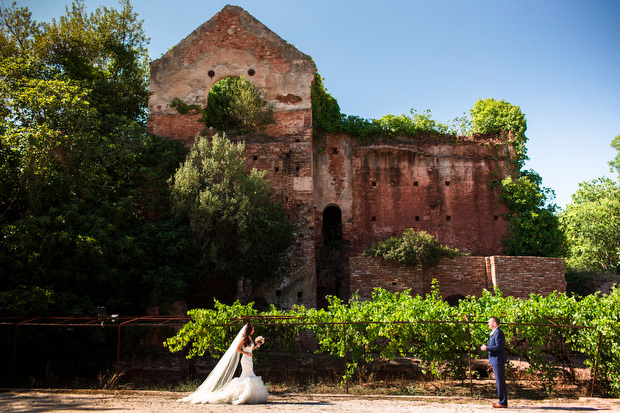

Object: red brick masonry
[350,256,566,300]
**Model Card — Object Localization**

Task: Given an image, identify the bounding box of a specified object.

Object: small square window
[275,290,281,297]
[296,165,300,171]
[494,215,499,221]
[413,181,419,186]
[372,181,376,187]
[332,148,338,154]
[445,181,450,186]
[253,155,258,161]
[274,166,279,172]
[297,291,303,299]
[446,215,451,221]
[371,216,376,222]
[415,216,420,222]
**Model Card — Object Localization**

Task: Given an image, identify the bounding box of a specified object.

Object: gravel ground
[1,390,619,412]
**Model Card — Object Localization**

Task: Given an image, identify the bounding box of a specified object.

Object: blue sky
[12,0,620,208]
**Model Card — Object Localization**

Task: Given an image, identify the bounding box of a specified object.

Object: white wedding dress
[178,327,269,405]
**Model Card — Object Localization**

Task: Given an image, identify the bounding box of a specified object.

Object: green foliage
[310,73,341,137]
[166,286,620,396]
[310,72,464,144]
[0,0,193,316]
[570,287,620,395]
[169,134,295,292]
[164,300,261,359]
[37,0,150,126]
[203,76,274,134]
[609,135,620,180]
[470,98,528,169]
[500,170,565,257]
[560,177,620,272]
[363,229,464,267]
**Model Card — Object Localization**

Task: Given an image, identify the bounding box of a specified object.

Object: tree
[363,228,463,267]
[500,170,565,257]
[202,76,274,134]
[169,134,295,304]
[469,99,563,257]
[560,177,620,272]
[470,98,528,169]
[610,135,620,179]
[0,0,192,316]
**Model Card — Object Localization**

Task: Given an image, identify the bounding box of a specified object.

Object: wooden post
[465,316,473,396]
[590,332,603,397]
[343,323,348,394]
[12,324,18,383]
[116,325,121,374]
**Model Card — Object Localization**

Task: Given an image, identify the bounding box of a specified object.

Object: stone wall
[350,256,566,301]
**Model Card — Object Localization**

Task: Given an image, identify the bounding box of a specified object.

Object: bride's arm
[236,341,252,356]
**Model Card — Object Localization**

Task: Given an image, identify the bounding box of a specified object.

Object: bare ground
[1,390,619,413]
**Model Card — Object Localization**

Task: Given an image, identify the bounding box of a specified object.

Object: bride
[178,323,269,404]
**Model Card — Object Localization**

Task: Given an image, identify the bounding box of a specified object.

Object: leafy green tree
[470,98,528,169]
[363,228,463,267]
[469,99,562,256]
[202,76,274,134]
[0,0,192,316]
[560,177,620,272]
[36,0,150,126]
[609,135,620,179]
[500,170,565,257]
[169,134,295,305]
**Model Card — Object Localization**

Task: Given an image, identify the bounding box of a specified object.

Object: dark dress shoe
[492,403,507,408]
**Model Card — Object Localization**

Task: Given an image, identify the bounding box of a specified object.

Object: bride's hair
[242,323,253,347]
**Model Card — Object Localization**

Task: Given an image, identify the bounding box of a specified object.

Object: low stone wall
[350,255,565,301]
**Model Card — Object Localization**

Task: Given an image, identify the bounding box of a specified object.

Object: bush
[362,229,464,267]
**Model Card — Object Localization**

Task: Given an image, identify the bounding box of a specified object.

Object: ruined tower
[147,5,564,308]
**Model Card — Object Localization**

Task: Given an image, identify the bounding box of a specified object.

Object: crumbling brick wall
[350,256,566,301]
[147,5,562,308]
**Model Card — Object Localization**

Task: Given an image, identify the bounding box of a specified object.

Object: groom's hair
[490,316,500,325]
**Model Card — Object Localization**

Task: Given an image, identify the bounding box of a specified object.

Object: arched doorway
[316,205,349,308]
[322,205,342,245]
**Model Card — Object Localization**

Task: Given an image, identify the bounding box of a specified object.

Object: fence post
[464,316,473,396]
[116,324,121,374]
[12,324,18,384]
[590,331,603,397]
[342,322,348,394]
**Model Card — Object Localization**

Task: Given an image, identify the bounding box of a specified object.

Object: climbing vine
[165,286,620,396]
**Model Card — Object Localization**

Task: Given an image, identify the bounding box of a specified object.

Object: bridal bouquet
[255,336,265,345]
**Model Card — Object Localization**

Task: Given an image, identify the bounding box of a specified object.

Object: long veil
[178,324,246,402]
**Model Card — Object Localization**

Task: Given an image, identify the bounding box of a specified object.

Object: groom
[481,316,507,408]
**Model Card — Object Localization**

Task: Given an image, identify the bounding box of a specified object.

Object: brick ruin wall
[313,134,512,257]
[146,5,567,308]
[350,256,566,301]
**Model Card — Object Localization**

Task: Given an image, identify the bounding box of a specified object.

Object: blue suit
[487,327,507,406]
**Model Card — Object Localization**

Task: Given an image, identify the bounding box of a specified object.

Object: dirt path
[1,390,619,412]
